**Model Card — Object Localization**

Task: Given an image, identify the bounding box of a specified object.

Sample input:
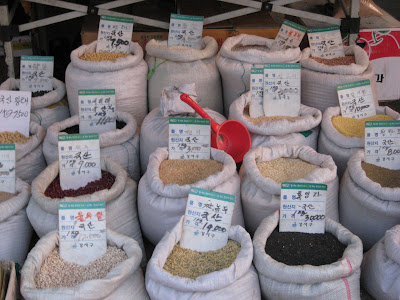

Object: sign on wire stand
[272,19,307,50]
[0,90,31,137]
[168,14,204,49]
[249,68,264,118]
[308,26,345,58]
[20,55,54,92]
[0,144,15,194]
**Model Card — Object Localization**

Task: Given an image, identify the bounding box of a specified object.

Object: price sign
[249,68,264,118]
[59,201,106,266]
[272,19,307,50]
[20,55,54,92]
[168,14,203,49]
[169,117,211,160]
[0,144,15,194]
[58,133,101,191]
[0,90,31,137]
[307,26,345,58]
[180,187,235,251]
[263,63,301,117]
[78,89,116,134]
[96,15,134,54]
[280,182,327,234]
[337,80,376,119]
[365,120,400,170]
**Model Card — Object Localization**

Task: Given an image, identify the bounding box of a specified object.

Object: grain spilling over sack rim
[0,131,31,144]
[361,162,400,188]
[79,52,131,61]
[0,191,17,204]
[243,105,299,125]
[332,114,394,137]
[231,43,271,52]
[310,55,355,66]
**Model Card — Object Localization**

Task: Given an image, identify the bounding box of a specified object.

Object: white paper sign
[96,15,134,54]
[180,187,235,251]
[280,182,327,234]
[365,120,400,170]
[59,201,106,266]
[168,14,203,49]
[79,89,116,134]
[58,133,101,190]
[0,144,15,194]
[0,90,31,138]
[169,117,211,160]
[272,19,307,50]
[308,26,345,58]
[20,55,54,92]
[249,68,264,118]
[263,63,301,117]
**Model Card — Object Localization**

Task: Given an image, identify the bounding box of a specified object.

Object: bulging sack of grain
[318,106,400,177]
[229,91,321,150]
[65,41,148,125]
[253,211,363,300]
[0,178,32,265]
[145,216,261,300]
[146,37,223,113]
[20,229,149,300]
[340,150,400,250]
[300,45,377,112]
[43,111,140,182]
[216,34,301,116]
[240,145,339,235]
[138,147,245,245]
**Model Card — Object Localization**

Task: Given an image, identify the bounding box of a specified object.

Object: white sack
[160,83,196,116]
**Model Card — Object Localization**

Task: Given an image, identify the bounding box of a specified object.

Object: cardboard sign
[249,68,264,118]
[272,19,307,50]
[280,182,327,234]
[168,14,204,49]
[0,144,15,194]
[20,55,54,92]
[59,201,106,266]
[180,187,235,251]
[308,26,345,58]
[78,89,116,134]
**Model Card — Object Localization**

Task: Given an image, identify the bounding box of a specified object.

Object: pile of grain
[0,192,16,204]
[243,106,298,125]
[0,131,30,144]
[362,162,400,188]
[80,52,130,61]
[231,43,271,52]
[310,56,355,66]
[332,115,394,137]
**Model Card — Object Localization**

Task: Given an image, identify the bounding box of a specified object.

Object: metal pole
[0,2,15,78]
[204,7,258,25]
[349,0,360,45]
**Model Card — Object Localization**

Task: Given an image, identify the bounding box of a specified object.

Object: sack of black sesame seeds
[253,211,363,300]
[20,229,149,300]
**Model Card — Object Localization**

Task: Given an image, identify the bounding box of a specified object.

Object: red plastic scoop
[180,93,251,163]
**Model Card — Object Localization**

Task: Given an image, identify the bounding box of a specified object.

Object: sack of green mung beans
[146,37,223,114]
[0,178,32,265]
[229,91,321,150]
[340,150,400,250]
[253,211,363,300]
[240,145,339,235]
[65,41,148,125]
[43,111,140,182]
[0,77,70,130]
[20,229,149,300]
[145,216,261,299]
[300,45,378,112]
[318,106,400,177]
[138,147,245,245]
[216,34,301,116]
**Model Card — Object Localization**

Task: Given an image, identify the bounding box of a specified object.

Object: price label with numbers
[0,144,15,194]
[263,63,301,117]
[280,182,327,234]
[20,55,54,92]
[58,133,101,190]
[97,15,134,54]
[180,187,235,251]
[168,14,204,49]
[59,201,106,266]
[249,68,264,118]
[307,26,345,58]
[272,19,307,50]
[0,90,31,137]
[79,89,116,134]
[365,120,400,170]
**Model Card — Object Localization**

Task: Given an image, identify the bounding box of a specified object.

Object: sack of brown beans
[138,147,245,245]
[229,91,321,150]
[145,216,261,299]
[43,111,140,182]
[318,106,400,177]
[216,34,301,116]
[0,178,32,265]
[300,45,377,112]
[20,229,149,300]
[340,150,400,250]
[253,211,363,300]
[240,145,339,235]
[0,78,70,129]
[65,41,148,125]
[146,37,223,114]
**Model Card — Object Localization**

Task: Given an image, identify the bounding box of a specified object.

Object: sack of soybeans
[0,178,32,265]
[340,150,400,250]
[145,216,261,299]
[253,211,363,300]
[300,45,377,112]
[146,37,223,114]
[318,106,400,177]
[229,91,321,150]
[65,41,148,125]
[43,111,140,182]
[240,145,339,235]
[216,34,301,116]
[138,147,245,245]
[20,229,149,300]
